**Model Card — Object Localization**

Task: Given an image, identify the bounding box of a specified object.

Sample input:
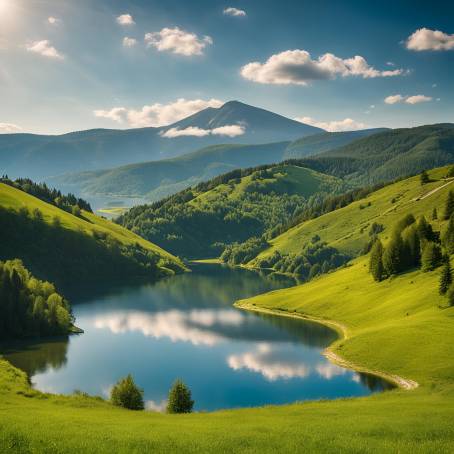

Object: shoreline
[234,300,419,391]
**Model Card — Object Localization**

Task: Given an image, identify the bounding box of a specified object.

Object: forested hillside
[118,164,346,258]
[0,182,186,291]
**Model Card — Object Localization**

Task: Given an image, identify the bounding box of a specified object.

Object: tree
[401,223,421,268]
[443,190,454,220]
[447,285,454,307]
[442,215,454,254]
[417,215,435,242]
[369,239,384,281]
[420,170,430,185]
[382,232,404,276]
[110,374,144,410]
[439,258,452,295]
[166,379,194,414]
[432,208,438,220]
[421,242,442,272]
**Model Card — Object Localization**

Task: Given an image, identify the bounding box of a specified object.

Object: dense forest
[117,165,347,258]
[0,259,74,338]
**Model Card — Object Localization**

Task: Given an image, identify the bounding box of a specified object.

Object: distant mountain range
[0,101,322,180]
[53,129,385,201]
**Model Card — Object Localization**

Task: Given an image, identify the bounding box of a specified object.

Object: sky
[0,0,453,134]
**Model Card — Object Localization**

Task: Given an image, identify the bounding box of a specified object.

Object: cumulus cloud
[47,16,60,25]
[116,14,135,26]
[145,27,212,56]
[122,37,137,48]
[227,344,310,381]
[223,7,247,17]
[145,399,167,412]
[94,98,224,127]
[241,49,405,85]
[0,123,22,133]
[160,124,245,138]
[406,28,454,51]
[26,40,64,59]
[384,94,432,105]
[315,363,347,380]
[295,116,368,132]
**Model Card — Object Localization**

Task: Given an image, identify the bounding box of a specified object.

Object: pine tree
[421,242,442,272]
[369,239,385,281]
[442,215,454,254]
[420,170,430,185]
[447,285,454,307]
[383,232,404,276]
[110,374,144,410]
[432,208,438,220]
[439,257,452,295]
[417,215,435,242]
[443,190,454,220]
[402,223,421,267]
[166,379,194,414]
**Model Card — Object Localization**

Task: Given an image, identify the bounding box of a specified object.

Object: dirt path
[414,178,454,201]
[235,301,419,390]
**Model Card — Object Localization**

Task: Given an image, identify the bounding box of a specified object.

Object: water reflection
[0,264,393,410]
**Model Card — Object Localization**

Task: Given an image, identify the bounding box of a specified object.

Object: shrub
[166,379,194,414]
[110,374,144,410]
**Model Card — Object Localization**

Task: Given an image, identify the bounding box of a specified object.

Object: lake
[1,264,393,411]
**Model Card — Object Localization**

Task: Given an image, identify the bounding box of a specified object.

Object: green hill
[301,123,454,184]
[118,164,346,258]
[251,166,453,267]
[0,183,186,291]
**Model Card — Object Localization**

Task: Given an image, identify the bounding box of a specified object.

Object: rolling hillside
[248,166,453,270]
[118,164,346,258]
[0,101,322,181]
[0,182,186,291]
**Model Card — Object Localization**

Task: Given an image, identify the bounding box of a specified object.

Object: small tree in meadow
[439,257,452,295]
[432,208,438,220]
[442,215,454,254]
[421,242,442,272]
[447,285,454,307]
[110,374,144,410]
[166,379,194,414]
[443,190,454,220]
[369,239,384,282]
[420,170,430,185]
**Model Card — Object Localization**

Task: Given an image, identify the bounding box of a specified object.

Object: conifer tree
[402,223,421,267]
[420,170,430,185]
[382,232,404,276]
[369,239,385,281]
[439,257,452,295]
[166,380,194,414]
[432,208,438,220]
[421,242,442,272]
[443,190,454,220]
[442,215,454,254]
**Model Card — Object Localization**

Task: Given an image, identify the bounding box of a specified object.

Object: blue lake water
[2,264,392,411]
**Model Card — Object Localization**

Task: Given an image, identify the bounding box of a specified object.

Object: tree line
[0,259,73,338]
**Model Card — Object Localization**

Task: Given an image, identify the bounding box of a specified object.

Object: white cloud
[405,95,432,104]
[227,343,310,381]
[145,399,167,412]
[0,123,22,133]
[240,49,405,85]
[145,27,212,56]
[94,98,224,127]
[47,16,60,25]
[315,363,347,380]
[160,126,211,138]
[295,116,367,132]
[26,40,64,59]
[116,14,135,26]
[384,94,405,105]
[122,37,137,48]
[406,28,454,51]
[223,7,247,17]
[384,94,432,105]
[160,124,245,138]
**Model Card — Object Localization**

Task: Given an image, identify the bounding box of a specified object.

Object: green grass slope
[0,183,186,288]
[253,166,453,263]
[118,164,346,258]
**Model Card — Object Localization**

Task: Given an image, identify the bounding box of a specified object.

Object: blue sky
[0,0,453,134]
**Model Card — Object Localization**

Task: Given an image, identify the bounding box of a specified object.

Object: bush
[110,374,144,410]
[166,379,194,414]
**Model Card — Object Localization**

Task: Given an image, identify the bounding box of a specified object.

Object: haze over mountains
[0,101,322,180]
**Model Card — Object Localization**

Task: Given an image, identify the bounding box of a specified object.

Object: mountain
[53,128,386,204]
[117,163,345,259]
[303,123,454,184]
[283,128,389,159]
[0,181,186,291]
[0,101,322,181]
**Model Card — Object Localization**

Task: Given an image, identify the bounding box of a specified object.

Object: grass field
[0,182,182,265]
